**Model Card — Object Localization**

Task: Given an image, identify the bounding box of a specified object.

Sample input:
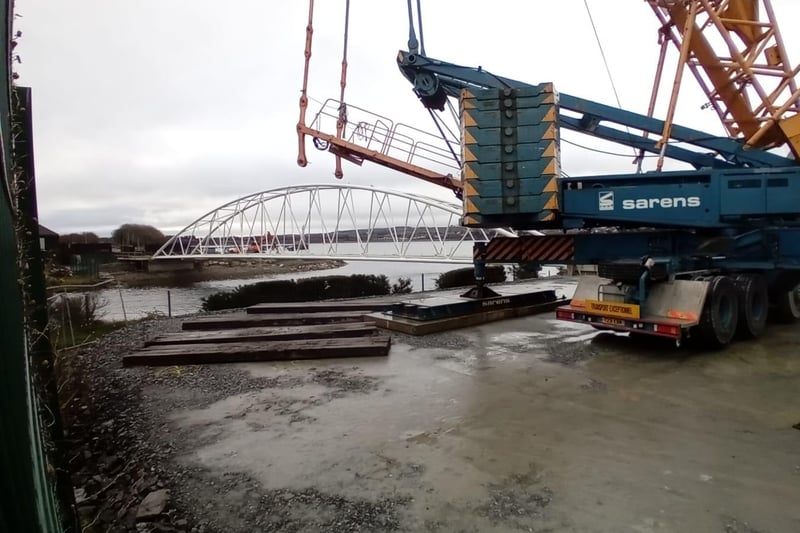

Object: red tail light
[655,324,679,337]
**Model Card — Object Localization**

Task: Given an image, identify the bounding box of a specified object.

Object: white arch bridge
[154,184,517,263]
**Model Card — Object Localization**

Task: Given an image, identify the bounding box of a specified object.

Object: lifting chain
[334,0,351,178]
[296,0,315,168]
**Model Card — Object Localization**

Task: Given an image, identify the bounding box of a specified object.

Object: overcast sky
[15,0,800,236]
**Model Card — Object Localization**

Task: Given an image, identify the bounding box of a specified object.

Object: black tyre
[772,282,800,323]
[733,274,768,339]
[697,276,739,348]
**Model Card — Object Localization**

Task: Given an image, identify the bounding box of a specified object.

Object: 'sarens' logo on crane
[622,197,701,209]
[598,191,701,211]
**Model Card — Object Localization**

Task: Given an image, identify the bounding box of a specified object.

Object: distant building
[38,224,59,252]
[56,241,114,267]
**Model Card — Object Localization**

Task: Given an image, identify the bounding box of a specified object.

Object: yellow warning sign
[584,300,641,320]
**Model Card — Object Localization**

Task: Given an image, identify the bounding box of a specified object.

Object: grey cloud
[15,0,800,235]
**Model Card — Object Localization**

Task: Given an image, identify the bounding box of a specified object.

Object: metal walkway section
[154,184,507,263]
[298,98,462,192]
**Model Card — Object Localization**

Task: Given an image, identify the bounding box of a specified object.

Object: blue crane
[296,0,800,348]
[392,4,800,348]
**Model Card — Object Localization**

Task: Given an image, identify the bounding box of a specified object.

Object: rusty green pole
[0,2,72,531]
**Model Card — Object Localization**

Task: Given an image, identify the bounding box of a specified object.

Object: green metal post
[13,85,79,531]
[0,4,74,531]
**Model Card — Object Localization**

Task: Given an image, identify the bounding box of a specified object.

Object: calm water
[90,241,561,322]
[95,261,465,322]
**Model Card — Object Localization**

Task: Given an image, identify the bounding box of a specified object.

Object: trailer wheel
[733,274,768,339]
[697,276,738,348]
[772,282,800,323]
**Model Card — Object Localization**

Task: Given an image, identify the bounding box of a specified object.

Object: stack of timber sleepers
[123,303,392,367]
[181,310,370,330]
[245,301,397,314]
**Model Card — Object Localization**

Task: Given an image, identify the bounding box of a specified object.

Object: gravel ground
[58,294,797,532]
[60,315,410,532]
[61,317,191,533]
[62,317,553,532]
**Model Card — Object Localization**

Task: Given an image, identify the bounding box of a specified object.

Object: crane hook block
[460,84,561,229]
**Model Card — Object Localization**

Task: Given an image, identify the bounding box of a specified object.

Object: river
[89,242,561,322]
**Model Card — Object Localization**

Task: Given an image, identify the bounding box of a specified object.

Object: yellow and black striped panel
[521,234,574,262]
[476,235,575,262]
[477,237,522,261]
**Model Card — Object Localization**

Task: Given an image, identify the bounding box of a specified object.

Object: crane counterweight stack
[460,85,561,228]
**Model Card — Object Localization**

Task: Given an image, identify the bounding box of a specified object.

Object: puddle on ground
[167,312,800,532]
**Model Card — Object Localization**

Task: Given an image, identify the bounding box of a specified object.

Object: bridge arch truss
[154,184,508,263]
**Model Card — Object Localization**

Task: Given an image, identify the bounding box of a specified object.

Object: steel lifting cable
[407,0,461,170]
[416,0,426,56]
[428,108,462,167]
[444,98,462,142]
[583,0,638,160]
[406,0,419,53]
[583,0,624,113]
[429,98,464,168]
[334,0,351,178]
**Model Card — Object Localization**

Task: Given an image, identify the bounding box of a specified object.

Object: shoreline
[50,258,347,290]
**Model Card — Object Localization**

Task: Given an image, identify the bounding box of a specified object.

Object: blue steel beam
[559,115,733,169]
[558,94,789,168]
[397,51,795,169]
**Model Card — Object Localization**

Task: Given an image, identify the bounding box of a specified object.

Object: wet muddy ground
[68,280,800,532]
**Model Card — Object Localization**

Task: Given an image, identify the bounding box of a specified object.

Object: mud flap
[566,276,708,337]
[570,276,707,321]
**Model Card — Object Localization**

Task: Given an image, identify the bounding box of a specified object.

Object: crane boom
[396,51,794,170]
[647,0,800,157]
